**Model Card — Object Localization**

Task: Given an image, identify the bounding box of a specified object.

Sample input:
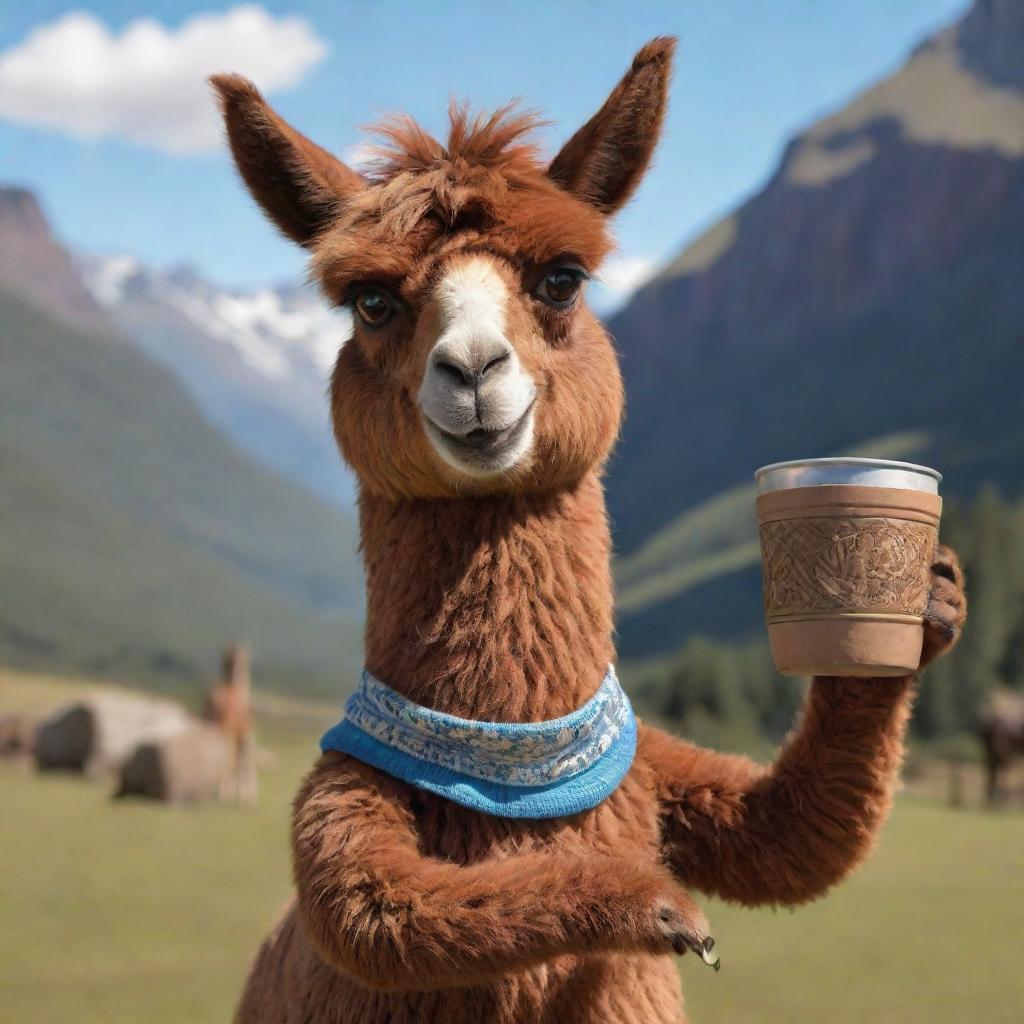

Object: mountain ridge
[0,187,113,335]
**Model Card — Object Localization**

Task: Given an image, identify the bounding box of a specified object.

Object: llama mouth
[423,404,535,476]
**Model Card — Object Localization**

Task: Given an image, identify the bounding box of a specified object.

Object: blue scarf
[320,665,636,819]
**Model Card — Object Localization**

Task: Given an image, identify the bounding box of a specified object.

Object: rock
[115,724,230,804]
[33,692,191,775]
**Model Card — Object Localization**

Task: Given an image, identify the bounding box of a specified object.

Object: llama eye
[354,288,395,327]
[534,267,587,309]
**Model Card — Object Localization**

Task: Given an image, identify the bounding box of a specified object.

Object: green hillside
[0,287,363,694]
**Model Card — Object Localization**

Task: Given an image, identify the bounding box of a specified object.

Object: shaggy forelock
[349,102,555,242]
[313,104,612,301]
[366,100,548,180]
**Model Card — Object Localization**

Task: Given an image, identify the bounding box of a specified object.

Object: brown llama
[212,39,967,1024]
[204,643,257,805]
[979,688,1024,804]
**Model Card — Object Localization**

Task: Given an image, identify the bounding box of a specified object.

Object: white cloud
[0,5,327,155]
[590,256,655,316]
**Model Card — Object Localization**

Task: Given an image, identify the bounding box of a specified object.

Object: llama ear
[210,74,365,246]
[548,37,675,215]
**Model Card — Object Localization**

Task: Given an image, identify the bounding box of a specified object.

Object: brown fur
[213,74,365,245]
[213,41,968,1023]
[548,37,675,213]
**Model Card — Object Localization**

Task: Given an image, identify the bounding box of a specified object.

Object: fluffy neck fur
[359,472,615,722]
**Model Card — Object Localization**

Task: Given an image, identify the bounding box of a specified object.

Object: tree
[950,486,1015,724]
[999,603,1024,690]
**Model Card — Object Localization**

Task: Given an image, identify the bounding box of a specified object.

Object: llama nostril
[431,345,512,389]
[434,358,473,387]
[479,350,511,381]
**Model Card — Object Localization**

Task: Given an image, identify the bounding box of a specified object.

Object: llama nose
[431,342,512,390]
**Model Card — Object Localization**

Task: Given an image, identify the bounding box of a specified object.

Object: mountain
[0,188,364,695]
[0,187,112,335]
[80,255,356,509]
[607,0,1024,656]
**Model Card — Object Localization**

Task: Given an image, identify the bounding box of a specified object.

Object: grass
[683,800,1024,1023]
[2,669,1022,1023]
[0,668,334,1024]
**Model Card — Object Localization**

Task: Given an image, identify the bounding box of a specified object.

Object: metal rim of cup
[754,457,942,495]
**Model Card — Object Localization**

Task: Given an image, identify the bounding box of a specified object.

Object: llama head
[213,38,674,500]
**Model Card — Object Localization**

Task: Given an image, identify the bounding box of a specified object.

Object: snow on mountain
[83,257,353,381]
[85,253,141,306]
[80,255,357,509]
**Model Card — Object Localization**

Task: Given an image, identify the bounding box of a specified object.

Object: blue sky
[0,1,968,306]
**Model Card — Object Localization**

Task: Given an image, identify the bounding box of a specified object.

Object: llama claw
[700,937,721,971]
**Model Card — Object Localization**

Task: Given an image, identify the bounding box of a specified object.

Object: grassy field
[2,669,1022,1024]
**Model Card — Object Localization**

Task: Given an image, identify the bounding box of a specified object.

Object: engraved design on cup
[759,517,935,620]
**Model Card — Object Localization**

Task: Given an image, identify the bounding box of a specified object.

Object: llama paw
[594,862,718,967]
[635,879,718,968]
[655,901,720,969]
[920,545,967,668]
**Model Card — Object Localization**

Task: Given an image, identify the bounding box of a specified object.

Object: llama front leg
[292,754,713,992]
[647,546,966,906]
